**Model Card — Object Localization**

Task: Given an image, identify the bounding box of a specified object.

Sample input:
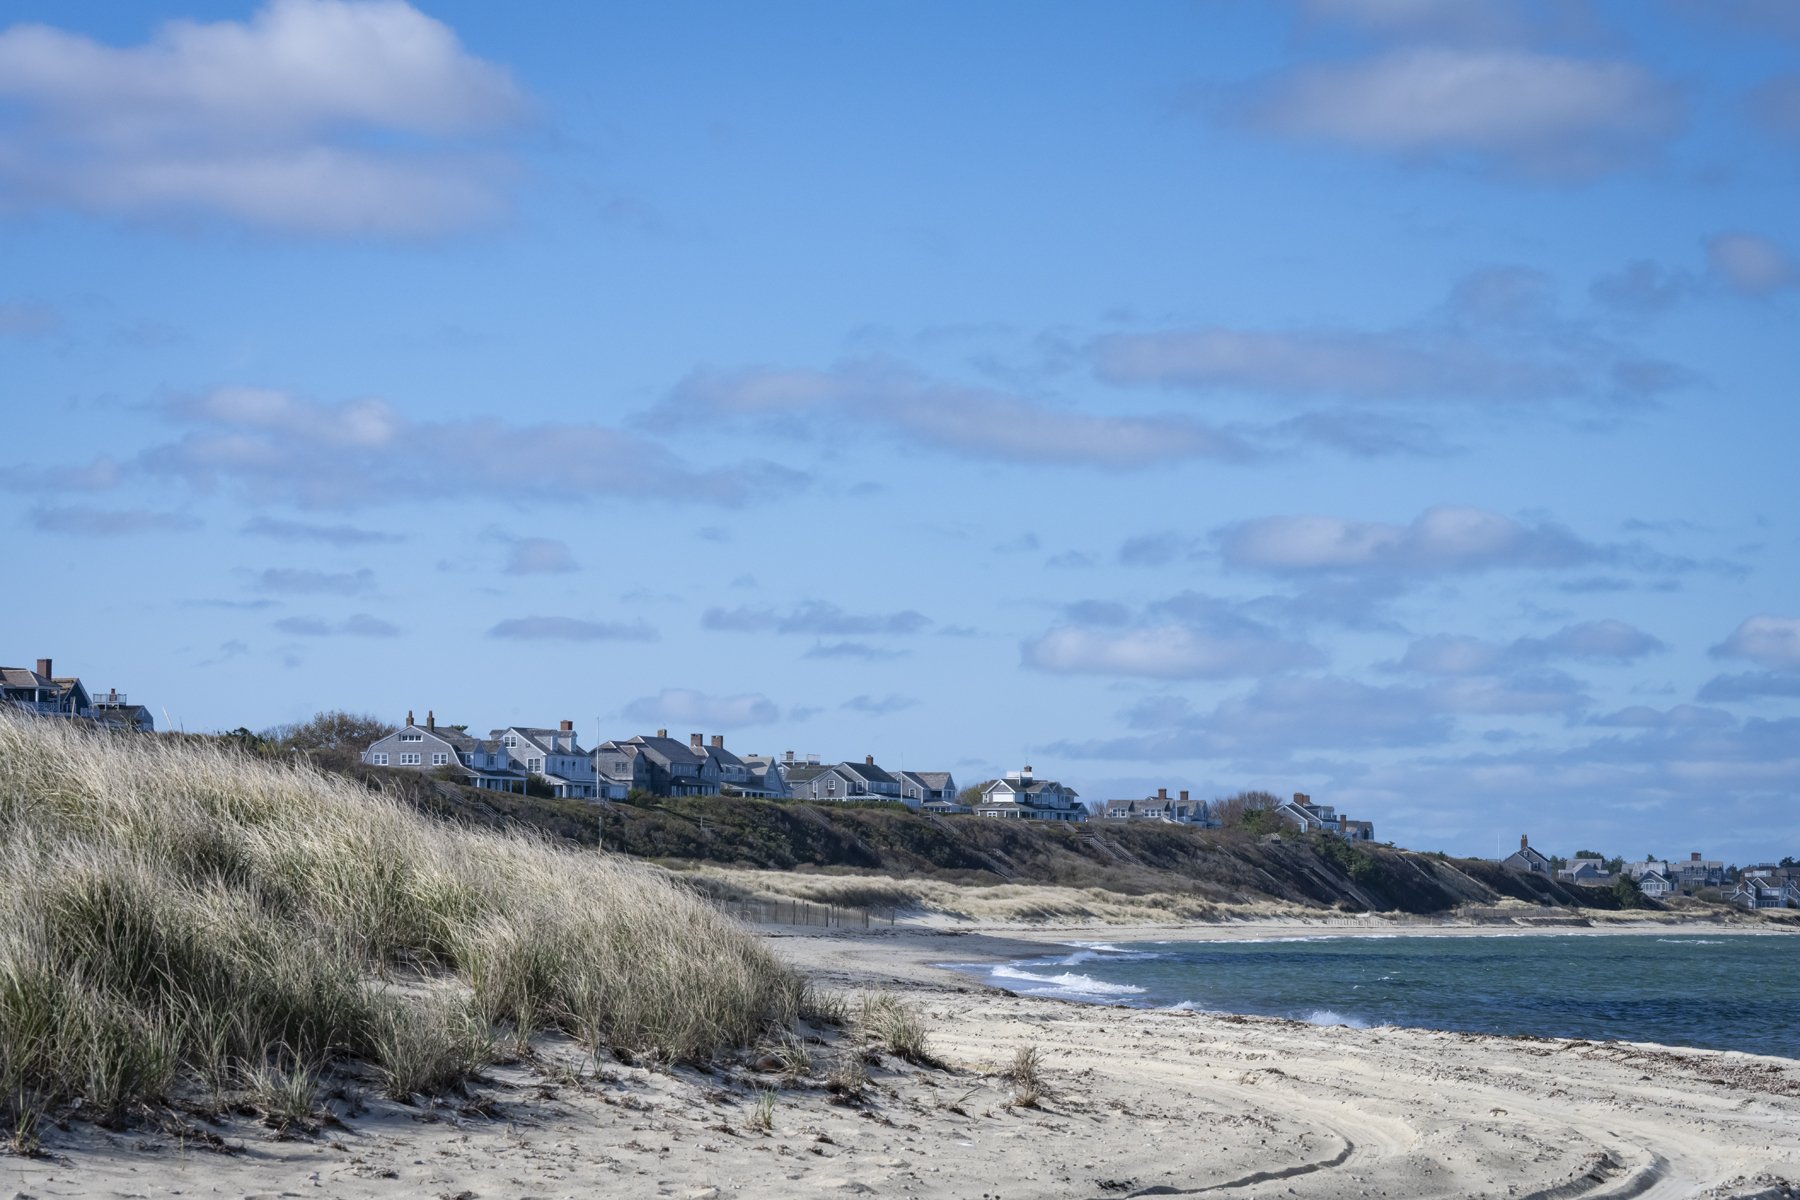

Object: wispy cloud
[241,515,402,546]
[620,688,778,729]
[841,694,918,716]
[0,301,60,338]
[703,601,931,637]
[1216,505,1599,575]
[1236,48,1681,180]
[500,535,577,575]
[256,567,374,596]
[1705,233,1800,297]
[0,0,527,235]
[655,359,1254,469]
[803,641,908,661]
[486,616,658,641]
[274,613,398,637]
[29,505,199,536]
[1390,620,1666,676]
[22,386,791,511]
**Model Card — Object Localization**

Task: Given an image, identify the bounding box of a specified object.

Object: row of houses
[1100,789,1376,841]
[360,711,1094,820]
[1504,837,1798,910]
[1,656,155,731]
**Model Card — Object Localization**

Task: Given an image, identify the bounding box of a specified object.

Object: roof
[901,771,954,789]
[493,726,588,755]
[626,734,708,767]
[0,667,54,689]
[781,763,832,784]
[840,761,897,786]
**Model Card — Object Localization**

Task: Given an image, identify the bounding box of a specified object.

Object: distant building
[1502,834,1554,877]
[1274,793,1374,842]
[1559,855,1613,885]
[592,730,718,797]
[1103,787,1217,827]
[975,766,1085,821]
[1637,869,1675,899]
[362,710,525,793]
[896,770,958,809]
[490,722,598,799]
[778,753,907,805]
[2,657,152,731]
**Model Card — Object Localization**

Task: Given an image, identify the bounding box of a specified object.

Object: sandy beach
[8,916,1798,1200]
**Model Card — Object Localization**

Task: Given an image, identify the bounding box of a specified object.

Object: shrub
[859,991,932,1065]
[1007,1044,1043,1107]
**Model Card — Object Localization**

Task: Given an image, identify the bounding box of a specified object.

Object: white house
[1501,834,1554,878]
[975,766,1085,821]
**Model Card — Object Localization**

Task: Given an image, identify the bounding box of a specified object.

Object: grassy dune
[0,713,802,1140]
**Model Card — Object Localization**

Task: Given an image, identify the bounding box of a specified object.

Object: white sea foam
[990,965,1147,997]
[1302,1009,1370,1029]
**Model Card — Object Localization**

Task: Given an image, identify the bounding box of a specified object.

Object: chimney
[1521,834,1529,852]
[783,750,795,764]
[1157,787,1168,801]
[711,735,724,748]
[1179,790,1189,803]
[1294,792,1310,806]
[865,754,875,766]
[1021,764,1033,780]
[406,709,415,727]
[1691,852,1702,862]
[426,710,435,731]
[690,732,704,751]
[657,728,668,739]
[36,658,51,678]
[560,719,573,733]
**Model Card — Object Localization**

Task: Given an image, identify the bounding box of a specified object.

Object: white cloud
[659,360,1252,469]
[241,516,401,546]
[274,613,398,637]
[621,688,779,729]
[702,602,931,636]
[0,0,525,234]
[1710,615,1800,671]
[1705,233,1800,297]
[1245,48,1681,179]
[1022,623,1322,680]
[39,386,789,510]
[256,566,373,595]
[1395,620,1663,676]
[29,505,199,536]
[1217,505,1597,574]
[488,616,658,642]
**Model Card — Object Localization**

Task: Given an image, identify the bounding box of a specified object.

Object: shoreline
[7,914,1796,1199]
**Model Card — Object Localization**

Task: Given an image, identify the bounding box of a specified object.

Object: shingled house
[975,766,1085,821]
[362,710,525,793]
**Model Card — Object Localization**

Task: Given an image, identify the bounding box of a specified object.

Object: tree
[263,710,396,753]
[1612,872,1645,909]
[956,780,995,807]
[1216,790,1282,832]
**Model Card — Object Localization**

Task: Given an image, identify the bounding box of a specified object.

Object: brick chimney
[865,754,874,765]
[1021,764,1033,780]
[1179,790,1189,803]
[690,732,704,751]
[560,719,573,733]
[36,658,51,678]
[657,728,668,739]
[783,750,795,764]
[1294,792,1310,806]
[406,709,414,727]
[1692,852,1702,861]
[426,710,435,731]
[1157,787,1168,801]
[711,735,724,748]
[1521,833,1529,852]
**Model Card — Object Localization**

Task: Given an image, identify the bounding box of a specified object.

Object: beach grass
[0,713,803,1139]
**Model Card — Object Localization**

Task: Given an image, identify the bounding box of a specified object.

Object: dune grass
[0,713,803,1140]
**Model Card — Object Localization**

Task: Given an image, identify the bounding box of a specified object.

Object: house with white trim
[363,710,525,793]
[975,766,1085,821]
[490,721,599,799]
[1103,787,1218,827]
[1501,834,1554,878]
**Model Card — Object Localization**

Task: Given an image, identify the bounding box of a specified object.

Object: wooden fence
[715,899,899,929]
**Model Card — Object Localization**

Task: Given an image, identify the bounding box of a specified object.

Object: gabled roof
[781,763,832,784]
[625,734,708,767]
[493,726,588,755]
[899,770,954,789]
[840,761,897,786]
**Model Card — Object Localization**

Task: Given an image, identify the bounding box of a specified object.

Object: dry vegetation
[682,864,1329,924]
[0,713,803,1148]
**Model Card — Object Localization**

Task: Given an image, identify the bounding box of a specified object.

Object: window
[503,735,518,748]
[372,752,388,766]
[400,732,422,742]
[399,753,421,766]
[432,752,448,766]
[528,757,542,773]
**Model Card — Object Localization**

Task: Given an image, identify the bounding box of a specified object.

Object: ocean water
[953,932,1800,1060]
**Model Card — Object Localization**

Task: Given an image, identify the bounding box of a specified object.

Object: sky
[3,0,1798,864]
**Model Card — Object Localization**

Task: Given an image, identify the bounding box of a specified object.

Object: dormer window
[400,732,423,742]
[503,735,518,748]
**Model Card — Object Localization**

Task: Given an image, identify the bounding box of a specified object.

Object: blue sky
[4,0,1798,863]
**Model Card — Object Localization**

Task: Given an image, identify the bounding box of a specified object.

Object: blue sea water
[952,932,1800,1060]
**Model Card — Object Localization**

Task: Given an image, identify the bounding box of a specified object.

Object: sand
[7,916,1798,1200]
